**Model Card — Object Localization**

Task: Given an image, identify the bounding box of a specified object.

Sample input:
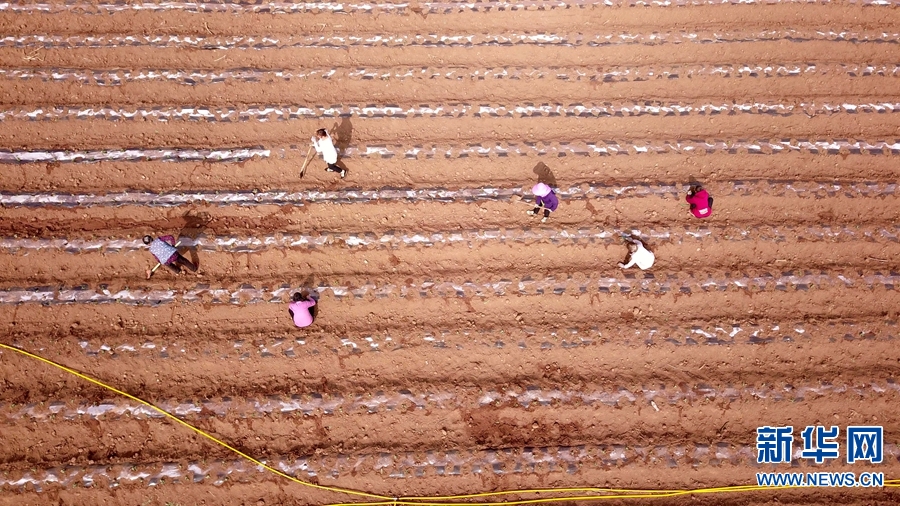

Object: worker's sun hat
[532,183,552,197]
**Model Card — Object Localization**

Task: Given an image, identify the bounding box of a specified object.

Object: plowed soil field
[2,1,900,505]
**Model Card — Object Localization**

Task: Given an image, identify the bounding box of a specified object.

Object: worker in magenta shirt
[288,292,317,328]
[686,184,713,219]
[527,182,559,223]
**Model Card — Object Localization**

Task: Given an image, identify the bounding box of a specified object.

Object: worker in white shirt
[618,237,655,270]
[311,128,346,178]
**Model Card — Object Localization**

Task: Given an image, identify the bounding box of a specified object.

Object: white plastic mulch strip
[2,64,896,86]
[0,271,897,305]
[3,30,900,50]
[0,179,897,207]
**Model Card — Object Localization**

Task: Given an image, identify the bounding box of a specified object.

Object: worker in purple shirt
[288,292,317,328]
[143,234,197,278]
[526,182,559,223]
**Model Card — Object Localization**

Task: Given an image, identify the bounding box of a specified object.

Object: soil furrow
[0,476,895,506]
[4,152,899,193]
[0,0,881,17]
[0,447,895,494]
[4,319,899,398]
[3,180,896,209]
[60,318,898,362]
[7,30,900,51]
[3,270,898,306]
[2,288,898,366]
[0,196,896,238]
[2,139,899,162]
[5,72,898,107]
[11,2,900,41]
[3,223,896,253]
[5,114,900,148]
[4,40,898,71]
[7,379,900,424]
[0,403,898,466]
[6,100,900,122]
[2,234,898,286]
[2,63,897,89]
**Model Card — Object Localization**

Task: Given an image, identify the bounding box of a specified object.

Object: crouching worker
[686,184,713,219]
[144,234,197,279]
[288,291,317,328]
[527,182,559,223]
[618,237,655,270]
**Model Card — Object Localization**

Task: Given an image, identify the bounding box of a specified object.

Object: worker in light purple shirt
[143,234,197,278]
[288,292,317,328]
[526,182,559,223]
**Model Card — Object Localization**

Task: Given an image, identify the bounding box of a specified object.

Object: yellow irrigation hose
[0,342,392,502]
[0,341,893,505]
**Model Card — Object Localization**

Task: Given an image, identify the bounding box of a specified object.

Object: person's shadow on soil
[179,211,211,268]
[333,117,353,177]
[532,161,557,187]
[299,275,320,319]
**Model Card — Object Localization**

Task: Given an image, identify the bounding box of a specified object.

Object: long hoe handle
[299,145,315,177]
[146,240,182,279]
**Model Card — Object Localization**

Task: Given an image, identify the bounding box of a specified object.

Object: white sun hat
[532,183,552,197]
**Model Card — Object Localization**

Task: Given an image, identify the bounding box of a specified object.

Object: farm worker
[618,237,655,270]
[288,292,317,328]
[143,235,197,278]
[527,182,558,223]
[686,184,713,219]
[311,128,346,178]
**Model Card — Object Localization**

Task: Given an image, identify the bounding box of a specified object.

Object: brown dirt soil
[1,2,900,505]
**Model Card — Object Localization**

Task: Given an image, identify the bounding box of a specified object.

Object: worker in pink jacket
[288,291,317,328]
[686,184,713,219]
